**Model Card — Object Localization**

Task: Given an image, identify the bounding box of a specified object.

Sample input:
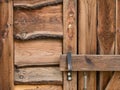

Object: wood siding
[0,0,120,89]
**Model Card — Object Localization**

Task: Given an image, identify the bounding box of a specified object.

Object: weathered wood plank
[0,0,14,90]
[60,55,120,71]
[14,85,62,90]
[105,0,120,90]
[14,4,63,40]
[15,67,62,85]
[14,0,63,9]
[15,39,62,66]
[98,0,116,89]
[63,0,77,90]
[105,72,120,90]
[78,0,97,90]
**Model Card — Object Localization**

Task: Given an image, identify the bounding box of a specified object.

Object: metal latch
[67,52,72,81]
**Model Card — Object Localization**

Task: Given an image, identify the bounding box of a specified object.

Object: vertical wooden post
[63,0,77,90]
[0,0,14,90]
[105,0,120,89]
[78,0,97,90]
[97,0,116,90]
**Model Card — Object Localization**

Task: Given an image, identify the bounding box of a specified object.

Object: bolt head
[68,76,72,81]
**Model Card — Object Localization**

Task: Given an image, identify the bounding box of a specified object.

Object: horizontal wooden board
[60,55,120,71]
[14,0,63,9]
[15,67,62,85]
[14,85,62,90]
[15,39,62,66]
[14,4,63,40]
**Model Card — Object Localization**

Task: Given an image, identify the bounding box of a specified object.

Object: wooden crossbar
[60,55,120,71]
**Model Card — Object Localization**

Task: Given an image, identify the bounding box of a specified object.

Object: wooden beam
[105,0,120,89]
[15,67,62,85]
[60,55,120,71]
[63,0,77,90]
[14,0,63,9]
[97,0,116,89]
[15,39,62,67]
[0,0,14,90]
[14,85,62,90]
[14,4,63,40]
[78,0,97,90]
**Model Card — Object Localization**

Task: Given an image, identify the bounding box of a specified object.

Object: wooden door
[0,0,120,90]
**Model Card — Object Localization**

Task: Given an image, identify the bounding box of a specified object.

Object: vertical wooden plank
[78,0,97,90]
[63,0,77,90]
[105,0,120,89]
[97,0,116,90]
[0,0,14,90]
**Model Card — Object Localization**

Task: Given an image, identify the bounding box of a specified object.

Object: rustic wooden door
[0,0,120,90]
[61,0,120,90]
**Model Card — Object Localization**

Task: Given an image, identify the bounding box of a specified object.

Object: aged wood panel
[14,0,63,9]
[78,0,97,90]
[15,67,62,85]
[97,0,116,89]
[14,4,63,40]
[0,0,14,90]
[15,39,62,66]
[105,72,120,90]
[60,55,120,71]
[15,85,62,90]
[63,0,77,90]
[105,0,120,89]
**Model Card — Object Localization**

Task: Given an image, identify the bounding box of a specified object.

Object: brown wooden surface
[14,4,63,40]
[15,39,62,66]
[78,0,97,89]
[0,0,14,90]
[0,0,14,89]
[60,55,120,71]
[14,0,63,9]
[15,67,62,85]
[97,0,116,89]
[105,0,120,89]
[15,85,62,90]
[63,0,77,90]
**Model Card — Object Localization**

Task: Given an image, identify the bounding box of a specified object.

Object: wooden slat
[97,0,116,89]
[105,0,120,89]
[0,0,14,90]
[14,4,63,40]
[15,39,62,66]
[15,67,62,85]
[63,0,77,90]
[14,85,62,90]
[78,0,97,89]
[14,0,63,9]
[60,55,120,71]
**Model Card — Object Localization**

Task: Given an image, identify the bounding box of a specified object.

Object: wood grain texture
[97,0,116,89]
[0,0,14,90]
[60,55,120,71]
[14,0,63,9]
[105,0,120,90]
[15,67,62,85]
[63,0,77,90]
[15,39,62,67]
[78,0,97,90]
[14,4,63,40]
[14,85,62,90]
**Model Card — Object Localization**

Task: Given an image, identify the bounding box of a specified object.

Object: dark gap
[96,1,100,90]
[14,64,59,69]
[77,0,79,90]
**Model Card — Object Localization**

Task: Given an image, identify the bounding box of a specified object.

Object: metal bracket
[67,52,72,81]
